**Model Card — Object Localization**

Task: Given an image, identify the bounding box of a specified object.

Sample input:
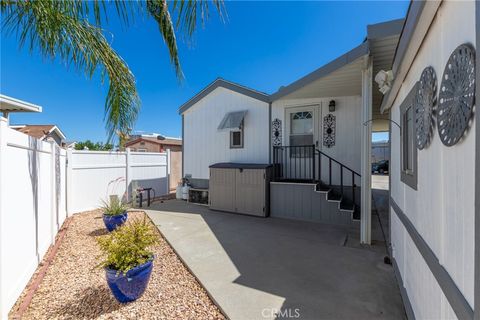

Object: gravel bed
[10,210,225,320]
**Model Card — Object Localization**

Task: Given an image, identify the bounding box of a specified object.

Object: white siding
[390,1,475,316]
[272,95,362,175]
[183,87,270,179]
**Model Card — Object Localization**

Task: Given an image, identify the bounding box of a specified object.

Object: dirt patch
[10,210,224,320]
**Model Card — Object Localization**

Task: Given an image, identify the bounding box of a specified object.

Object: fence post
[0,118,6,319]
[126,148,131,203]
[50,142,56,243]
[66,149,73,216]
[166,149,171,195]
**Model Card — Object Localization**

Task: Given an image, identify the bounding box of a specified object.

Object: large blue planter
[103,211,128,232]
[105,259,153,303]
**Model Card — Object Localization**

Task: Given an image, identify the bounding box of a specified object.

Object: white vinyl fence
[68,149,170,213]
[0,118,170,319]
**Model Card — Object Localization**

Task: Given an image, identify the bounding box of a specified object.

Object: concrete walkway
[146,200,405,320]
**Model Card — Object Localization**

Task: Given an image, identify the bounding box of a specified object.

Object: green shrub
[96,218,158,274]
[100,197,129,216]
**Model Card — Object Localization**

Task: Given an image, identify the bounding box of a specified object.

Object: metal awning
[218,110,247,130]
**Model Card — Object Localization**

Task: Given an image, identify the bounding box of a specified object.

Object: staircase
[316,182,360,220]
[272,145,361,221]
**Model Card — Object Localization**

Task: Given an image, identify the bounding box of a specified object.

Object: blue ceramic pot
[105,259,153,303]
[103,211,128,232]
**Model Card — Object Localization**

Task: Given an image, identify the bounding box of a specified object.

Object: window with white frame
[230,129,243,148]
[400,83,418,190]
[137,148,147,152]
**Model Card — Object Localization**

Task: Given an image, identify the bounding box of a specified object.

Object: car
[372,160,389,174]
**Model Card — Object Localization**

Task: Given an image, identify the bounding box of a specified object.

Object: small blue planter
[105,259,153,303]
[103,211,128,232]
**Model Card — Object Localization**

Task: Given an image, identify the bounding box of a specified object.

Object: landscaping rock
[10,210,224,320]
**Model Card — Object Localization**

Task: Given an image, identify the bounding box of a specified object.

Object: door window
[289,111,313,157]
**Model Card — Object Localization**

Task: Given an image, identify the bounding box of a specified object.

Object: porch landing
[145,200,405,320]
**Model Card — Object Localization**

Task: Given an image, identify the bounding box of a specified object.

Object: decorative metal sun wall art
[437,43,476,146]
[323,114,336,148]
[272,118,282,146]
[415,66,437,150]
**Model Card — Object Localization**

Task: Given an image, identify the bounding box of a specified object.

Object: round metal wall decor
[437,43,476,146]
[272,118,282,146]
[415,66,437,150]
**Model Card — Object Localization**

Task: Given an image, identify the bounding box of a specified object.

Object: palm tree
[1,0,224,141]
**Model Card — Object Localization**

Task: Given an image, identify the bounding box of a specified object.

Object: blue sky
[1,1,408,143]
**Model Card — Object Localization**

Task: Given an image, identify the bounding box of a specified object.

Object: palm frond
[146,0,182,78]
[172,0,226,36]
[1,1,140,141]
[0,0,225,141]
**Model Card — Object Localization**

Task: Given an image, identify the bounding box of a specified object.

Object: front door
[284,105,317,180]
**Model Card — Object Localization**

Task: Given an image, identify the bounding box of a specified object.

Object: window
[400,83,418,190]
[137,148,147,152]
[289,111,313,157]
[230,130,243,148]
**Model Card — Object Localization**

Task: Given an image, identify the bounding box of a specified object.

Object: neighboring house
[125,136,182,152]
[125,136,183,191]
[11,124,66,146]
[371,141,389,163]
[379,1,477,319]
[180,18,404,242]
[0,94,67,147]
[62,141,77,149]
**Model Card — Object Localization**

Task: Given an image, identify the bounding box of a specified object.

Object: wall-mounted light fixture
[329,100,336,112]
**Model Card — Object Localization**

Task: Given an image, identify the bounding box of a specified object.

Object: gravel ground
[10,210,225,320]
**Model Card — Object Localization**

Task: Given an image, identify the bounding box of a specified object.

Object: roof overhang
[270,42,370,101]
[0,94,42,113]
[270,18,404,106]
[369,19,405,131]
[380,1,441,114]
[179,78,269,115]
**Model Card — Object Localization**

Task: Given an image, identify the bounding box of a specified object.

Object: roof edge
[0,94,42,113]
[49,125,67,140]
[269,41,370,101]
[125,137,182,147]
[380,1,441,113]
[178,78,269,115]
[367,18,405,40]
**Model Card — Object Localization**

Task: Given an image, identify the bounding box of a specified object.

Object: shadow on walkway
[146,199,404,320]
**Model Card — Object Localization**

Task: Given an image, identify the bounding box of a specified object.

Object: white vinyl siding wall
[183,87,269,179]
[271,95,362,174]
[390,1,475,317]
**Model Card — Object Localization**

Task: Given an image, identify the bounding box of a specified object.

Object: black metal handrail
[273,145,362,212]
[272,145,316,182]
[316,149,361,210]
[316,149,361,177]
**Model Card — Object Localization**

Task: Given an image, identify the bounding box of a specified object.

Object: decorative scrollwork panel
[323,114,336,148]
[272,118,282,146]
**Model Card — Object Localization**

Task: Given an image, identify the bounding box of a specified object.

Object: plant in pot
[101,197,129,232]
[97,218,157,303]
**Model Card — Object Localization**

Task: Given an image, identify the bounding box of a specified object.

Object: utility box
[209,163,273,217]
